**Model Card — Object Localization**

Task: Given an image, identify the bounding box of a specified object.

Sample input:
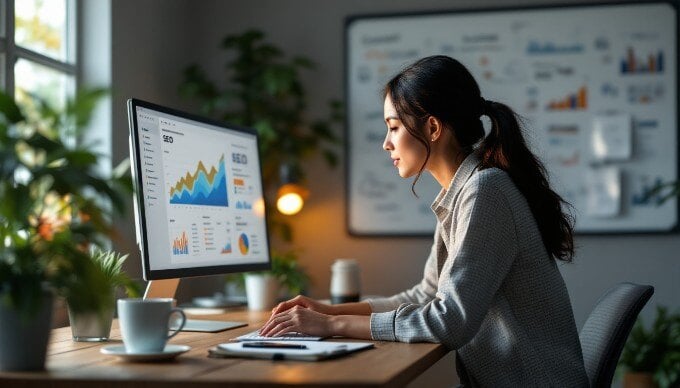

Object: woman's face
[382,95,427,178]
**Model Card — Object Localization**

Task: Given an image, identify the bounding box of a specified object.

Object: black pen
[242,342,307,349]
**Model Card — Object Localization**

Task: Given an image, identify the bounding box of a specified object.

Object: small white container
[330,259,361,304]
[245,273,280,311]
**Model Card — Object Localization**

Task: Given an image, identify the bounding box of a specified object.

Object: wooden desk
[0,309,449,387]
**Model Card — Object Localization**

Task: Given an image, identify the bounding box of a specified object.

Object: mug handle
[166,308,186,339]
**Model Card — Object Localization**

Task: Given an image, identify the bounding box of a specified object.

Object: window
[0,0,77,110]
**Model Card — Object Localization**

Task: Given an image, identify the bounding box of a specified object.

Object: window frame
[0,0,78,99]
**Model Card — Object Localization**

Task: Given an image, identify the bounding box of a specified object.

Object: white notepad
[210,341,374,361]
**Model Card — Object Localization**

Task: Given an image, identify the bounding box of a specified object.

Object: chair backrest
[579,282,654,388]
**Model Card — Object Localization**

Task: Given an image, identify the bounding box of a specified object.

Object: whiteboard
[346,2,678,235]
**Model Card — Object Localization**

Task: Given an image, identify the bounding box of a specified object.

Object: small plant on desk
[65,248,142,342]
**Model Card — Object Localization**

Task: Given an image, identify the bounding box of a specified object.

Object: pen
[242,342,308,349]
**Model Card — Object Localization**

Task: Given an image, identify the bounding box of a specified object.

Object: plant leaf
[0,91,25,124]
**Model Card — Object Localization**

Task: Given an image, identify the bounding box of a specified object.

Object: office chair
[579,282,654,388]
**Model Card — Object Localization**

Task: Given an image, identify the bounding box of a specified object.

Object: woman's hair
[384,55,574,262]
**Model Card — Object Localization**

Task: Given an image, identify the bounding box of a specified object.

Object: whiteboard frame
[344,1,679,236]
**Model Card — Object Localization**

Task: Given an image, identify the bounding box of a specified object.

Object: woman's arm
[329,302,372,316]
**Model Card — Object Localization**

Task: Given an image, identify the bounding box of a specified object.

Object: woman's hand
[259,295,373,339]
[259,295,335,337]
[259,305,335,338]
[270,295,335,316]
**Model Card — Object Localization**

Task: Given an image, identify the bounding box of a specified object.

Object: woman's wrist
[328,315,344,336]
[328,314,372,339]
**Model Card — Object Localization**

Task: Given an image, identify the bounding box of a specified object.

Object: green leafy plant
[64,248,141,315]
[179,28,342,241]
[227,251,310,297]
[619,306,680,388]
[91,249,140,297]
[0,89,131,319]
[269,250,310,296]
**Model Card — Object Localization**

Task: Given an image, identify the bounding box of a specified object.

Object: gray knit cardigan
[367,152,589,387]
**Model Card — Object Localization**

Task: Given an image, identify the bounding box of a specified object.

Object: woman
[260,55,588,387]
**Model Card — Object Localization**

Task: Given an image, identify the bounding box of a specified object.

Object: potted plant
[0,90,129,370]
[618,306,680,388]
[230,251,309,311]
[66,248,141,342]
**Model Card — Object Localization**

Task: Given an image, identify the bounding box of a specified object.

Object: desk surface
[0,309,449,387]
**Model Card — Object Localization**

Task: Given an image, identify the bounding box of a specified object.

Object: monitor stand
[144,279,248,333]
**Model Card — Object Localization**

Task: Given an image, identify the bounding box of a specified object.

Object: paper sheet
[591,113,632,162]
[585,167,622,217]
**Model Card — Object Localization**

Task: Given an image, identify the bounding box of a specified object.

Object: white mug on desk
[117,298,186,353]
[330,259,361,304]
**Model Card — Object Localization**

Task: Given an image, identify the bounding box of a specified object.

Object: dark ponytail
[385,55,574,262]
[480,100,575,262]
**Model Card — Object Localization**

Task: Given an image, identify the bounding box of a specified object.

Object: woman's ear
[428,116,443,142]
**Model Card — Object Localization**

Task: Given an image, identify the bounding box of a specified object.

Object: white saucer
[100,344,191,361]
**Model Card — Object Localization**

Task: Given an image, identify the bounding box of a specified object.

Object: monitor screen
[128,98,270,281]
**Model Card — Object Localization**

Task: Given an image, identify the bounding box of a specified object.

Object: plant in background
[180,29,339,298]
[226,250,310,298]
[619,306,680,388]
[0,89,130,319]
[270,250,310,296]
[179,29,342,241]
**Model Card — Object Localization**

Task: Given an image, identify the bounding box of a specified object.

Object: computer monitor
[127,98,271,332]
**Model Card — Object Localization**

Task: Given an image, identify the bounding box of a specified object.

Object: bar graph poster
[346,2,677,235]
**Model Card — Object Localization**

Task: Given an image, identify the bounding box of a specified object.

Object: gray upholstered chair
[579,282,654,388]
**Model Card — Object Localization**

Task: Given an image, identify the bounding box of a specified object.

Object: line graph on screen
[169,154,228,207]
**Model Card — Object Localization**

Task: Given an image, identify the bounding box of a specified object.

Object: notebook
[209,341,374,361]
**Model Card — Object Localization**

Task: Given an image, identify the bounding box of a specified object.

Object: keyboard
[236,329,324,341]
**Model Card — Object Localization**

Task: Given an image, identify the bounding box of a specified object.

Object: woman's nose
[383,135,391,151]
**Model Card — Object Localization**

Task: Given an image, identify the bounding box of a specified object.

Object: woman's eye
[389,127,398,132]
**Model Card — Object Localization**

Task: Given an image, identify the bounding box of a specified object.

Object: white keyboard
[236,329,324,341]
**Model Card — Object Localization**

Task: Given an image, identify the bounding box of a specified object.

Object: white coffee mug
[117,298,186,353]
[330,258,361,304]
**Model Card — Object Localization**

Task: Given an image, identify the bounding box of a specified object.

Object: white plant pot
[245,273,279,311]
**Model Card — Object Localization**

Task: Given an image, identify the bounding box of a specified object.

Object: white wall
[109,0,680,376]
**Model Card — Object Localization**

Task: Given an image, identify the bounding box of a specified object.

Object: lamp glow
[277,193,304,215]
[276,183,308,215]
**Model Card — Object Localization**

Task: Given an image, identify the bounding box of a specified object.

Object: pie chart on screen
[238,233,249,255]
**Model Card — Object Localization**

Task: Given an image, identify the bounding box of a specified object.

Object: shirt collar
[431,151,482,215]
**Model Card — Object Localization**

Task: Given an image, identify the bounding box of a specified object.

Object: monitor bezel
[127,98,272,281]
